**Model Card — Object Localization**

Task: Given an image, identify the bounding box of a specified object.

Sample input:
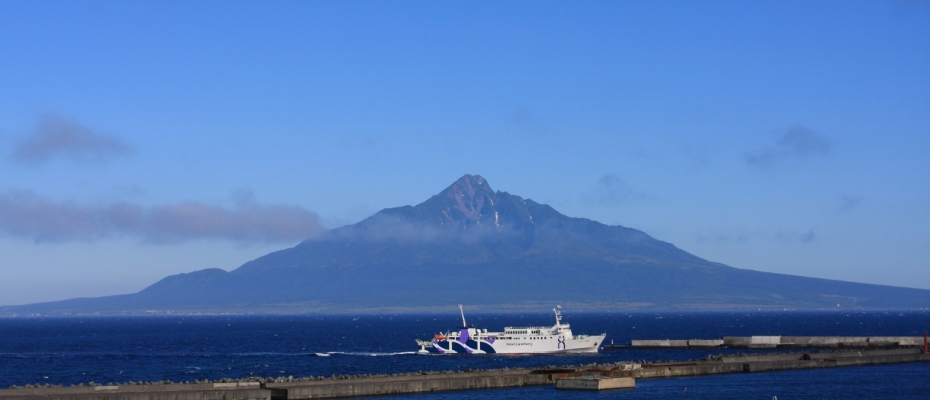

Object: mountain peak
[343,174,535,242]
[435,174,496,222]
[449,174,489,192]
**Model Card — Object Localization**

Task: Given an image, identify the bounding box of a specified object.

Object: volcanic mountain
[5,174,930,314]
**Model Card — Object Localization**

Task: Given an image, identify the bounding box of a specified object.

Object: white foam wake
[312,351,417,357]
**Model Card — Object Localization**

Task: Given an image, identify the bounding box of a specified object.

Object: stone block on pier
[556,376,635,391]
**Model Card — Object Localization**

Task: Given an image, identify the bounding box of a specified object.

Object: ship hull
[424,334,606,355]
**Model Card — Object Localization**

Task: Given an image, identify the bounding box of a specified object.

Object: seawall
[0,382,268,400]
[1,349,927,399]
[264,369,548,399]
[625,335,928,349]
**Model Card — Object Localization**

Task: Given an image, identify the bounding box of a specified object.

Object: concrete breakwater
[0,371,549,400]
[0,382,269,400]
[624,335,929,349]
[1,349,927,400]
[264,369,548,399]
[630,348,929,379]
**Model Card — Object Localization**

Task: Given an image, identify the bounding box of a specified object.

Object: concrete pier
[0,382,268,400]
[264,370,548,400]
[1,349,927,400]
[622,336,928,349]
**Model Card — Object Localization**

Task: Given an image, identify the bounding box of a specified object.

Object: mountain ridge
[4,174,930,315]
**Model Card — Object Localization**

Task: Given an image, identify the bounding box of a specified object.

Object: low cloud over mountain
[0,189,322,243]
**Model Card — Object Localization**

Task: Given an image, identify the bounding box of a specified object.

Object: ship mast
[458,304,467,328]
[554,305,562,327]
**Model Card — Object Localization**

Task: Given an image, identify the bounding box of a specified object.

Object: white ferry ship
[416,305,605,354]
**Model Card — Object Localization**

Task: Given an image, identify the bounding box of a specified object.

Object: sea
[2,311,929,399]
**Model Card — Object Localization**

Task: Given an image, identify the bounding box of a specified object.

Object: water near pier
[2,311,929,398]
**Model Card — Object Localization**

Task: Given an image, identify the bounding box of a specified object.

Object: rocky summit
[6,174,930,315]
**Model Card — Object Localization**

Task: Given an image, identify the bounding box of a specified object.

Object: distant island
[4,174,930,316]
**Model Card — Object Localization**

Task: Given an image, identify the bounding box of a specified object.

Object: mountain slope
[5,174,930,315]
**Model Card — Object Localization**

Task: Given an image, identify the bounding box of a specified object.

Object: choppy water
[2,311,929,399]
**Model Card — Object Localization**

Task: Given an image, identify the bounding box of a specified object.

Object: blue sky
[1,1,928,305]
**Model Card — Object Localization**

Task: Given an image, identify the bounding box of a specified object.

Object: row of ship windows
[501,336,560,340]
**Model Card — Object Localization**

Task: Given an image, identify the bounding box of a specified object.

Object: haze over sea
[2,311,928,399]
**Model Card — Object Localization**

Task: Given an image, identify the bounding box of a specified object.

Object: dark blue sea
[2,311,929,399]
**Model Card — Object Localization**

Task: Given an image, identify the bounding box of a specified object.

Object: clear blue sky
[1,1,928,305]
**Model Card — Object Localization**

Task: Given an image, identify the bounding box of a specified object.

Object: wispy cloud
[697,229,817,244]
[695,231,760,243]
[745,127,831,168]
[776,229,818,244]
[839,194,863,211]
[508,108,535,126]
[0,190,323,243]
[592,174,655,205]
[684,144,711,173]
[320,210,526,247]
[799,230,816,244]
[12,114,131,165]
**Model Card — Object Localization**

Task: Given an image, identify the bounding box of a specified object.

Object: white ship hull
[417,306,606,355]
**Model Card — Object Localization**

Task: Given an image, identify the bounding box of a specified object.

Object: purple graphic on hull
[458,329,476,353]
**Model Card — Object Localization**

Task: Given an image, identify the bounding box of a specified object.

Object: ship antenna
[458,304,467,328]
